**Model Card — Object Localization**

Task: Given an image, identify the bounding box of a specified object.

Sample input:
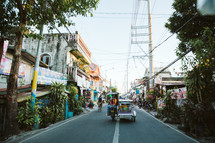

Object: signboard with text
[37,67,67,85]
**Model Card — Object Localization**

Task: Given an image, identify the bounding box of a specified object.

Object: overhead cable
[149,13,198,54]
[142,47,194,84]
[94,12,170,15]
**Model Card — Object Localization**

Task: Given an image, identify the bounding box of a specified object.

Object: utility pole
[105,67,114,92]
[110,79,112,92]
[31,2,46,129]
[148,0,154,88]
[130,0,154,90]
[126,59,129,93]
[31,24,43,129]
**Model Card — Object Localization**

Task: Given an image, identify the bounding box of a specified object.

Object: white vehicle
[118,99,136,122]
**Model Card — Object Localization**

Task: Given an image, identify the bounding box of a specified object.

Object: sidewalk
[3,106,98,143]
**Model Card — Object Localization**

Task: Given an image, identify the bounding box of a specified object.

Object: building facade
[22,31,104,102]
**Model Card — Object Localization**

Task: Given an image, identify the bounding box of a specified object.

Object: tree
[165,0,215,102]
[0,0,99,137]
[165,0,215,135]
[165,0,215,56]
[111,88,117,92]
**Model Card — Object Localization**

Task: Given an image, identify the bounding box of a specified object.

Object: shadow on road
[119,118,134,124]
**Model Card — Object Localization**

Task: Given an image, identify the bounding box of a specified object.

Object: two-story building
[22,31,103,101]
[89,63,104,103]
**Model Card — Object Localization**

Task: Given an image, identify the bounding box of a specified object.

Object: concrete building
[89,63,104,103]
[0,45,47,90]
[22,31,104,101]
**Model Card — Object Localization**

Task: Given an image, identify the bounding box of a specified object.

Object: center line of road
[112,119,119,143]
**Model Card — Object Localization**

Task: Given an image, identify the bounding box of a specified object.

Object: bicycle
[98,103,102,112]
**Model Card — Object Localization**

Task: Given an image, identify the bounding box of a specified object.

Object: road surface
[16,106,198,143]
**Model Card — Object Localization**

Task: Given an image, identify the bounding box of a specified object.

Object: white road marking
[138,107,199,143]
[112,119,120,143]
[19,109,96,143]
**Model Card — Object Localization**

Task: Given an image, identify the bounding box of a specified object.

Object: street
[17,106,198,143]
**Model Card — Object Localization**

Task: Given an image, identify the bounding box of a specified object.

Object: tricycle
[107,92,119,121]
[118,99,136,122]
[107,92,136,122]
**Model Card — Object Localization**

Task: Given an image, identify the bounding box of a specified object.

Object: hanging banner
[37,67,67,85]
[0,57,26,77]
[0,40,9,62]
[0,40,9,74]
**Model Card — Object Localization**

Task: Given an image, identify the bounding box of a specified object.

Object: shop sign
[37,67,67,85]
[155,75,162,84]
[77,75,83,87]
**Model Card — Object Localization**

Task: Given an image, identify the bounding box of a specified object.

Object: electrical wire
[152,0,157,13]
[93,12,171,16]
[78,16,168,19]
[149,13,198,55]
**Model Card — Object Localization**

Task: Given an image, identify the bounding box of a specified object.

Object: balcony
[69,31,92,65]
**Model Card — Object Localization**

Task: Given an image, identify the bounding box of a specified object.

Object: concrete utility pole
[131,0,154,89]
[148,0,154,88]
[110,79,112,92]
[105,67,114,92]
[31,1,46,129]
[126,60,128,93]
[30,24,43,129]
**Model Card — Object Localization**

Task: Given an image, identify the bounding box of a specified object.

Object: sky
[46,0,184,94]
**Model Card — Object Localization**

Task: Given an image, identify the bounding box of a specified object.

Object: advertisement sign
[0,40,9,61]
[0,57,26,78]
[169,87,186,106]
[157,99,164,109]
[170,87,186,99]
[155,75,162,84]
[37,67,67,85]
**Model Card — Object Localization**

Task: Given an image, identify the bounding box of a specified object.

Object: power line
[94,12,171,15]
[140,47,194,85]
[149,13,198,54]
[79,16,168,19]
[152,0,157,13]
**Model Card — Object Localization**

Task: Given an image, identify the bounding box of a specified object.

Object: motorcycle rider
[97,95,103,111]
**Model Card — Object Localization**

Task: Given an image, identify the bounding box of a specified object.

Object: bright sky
[47,0,183,94]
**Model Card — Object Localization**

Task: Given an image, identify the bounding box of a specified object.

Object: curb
[4,107,98,143]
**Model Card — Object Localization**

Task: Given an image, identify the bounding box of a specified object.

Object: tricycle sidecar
[118,99,136,122]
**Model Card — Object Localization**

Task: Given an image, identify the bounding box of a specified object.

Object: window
[40,54,51,66]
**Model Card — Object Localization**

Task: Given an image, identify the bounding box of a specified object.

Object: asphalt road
[18,106,198,143]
